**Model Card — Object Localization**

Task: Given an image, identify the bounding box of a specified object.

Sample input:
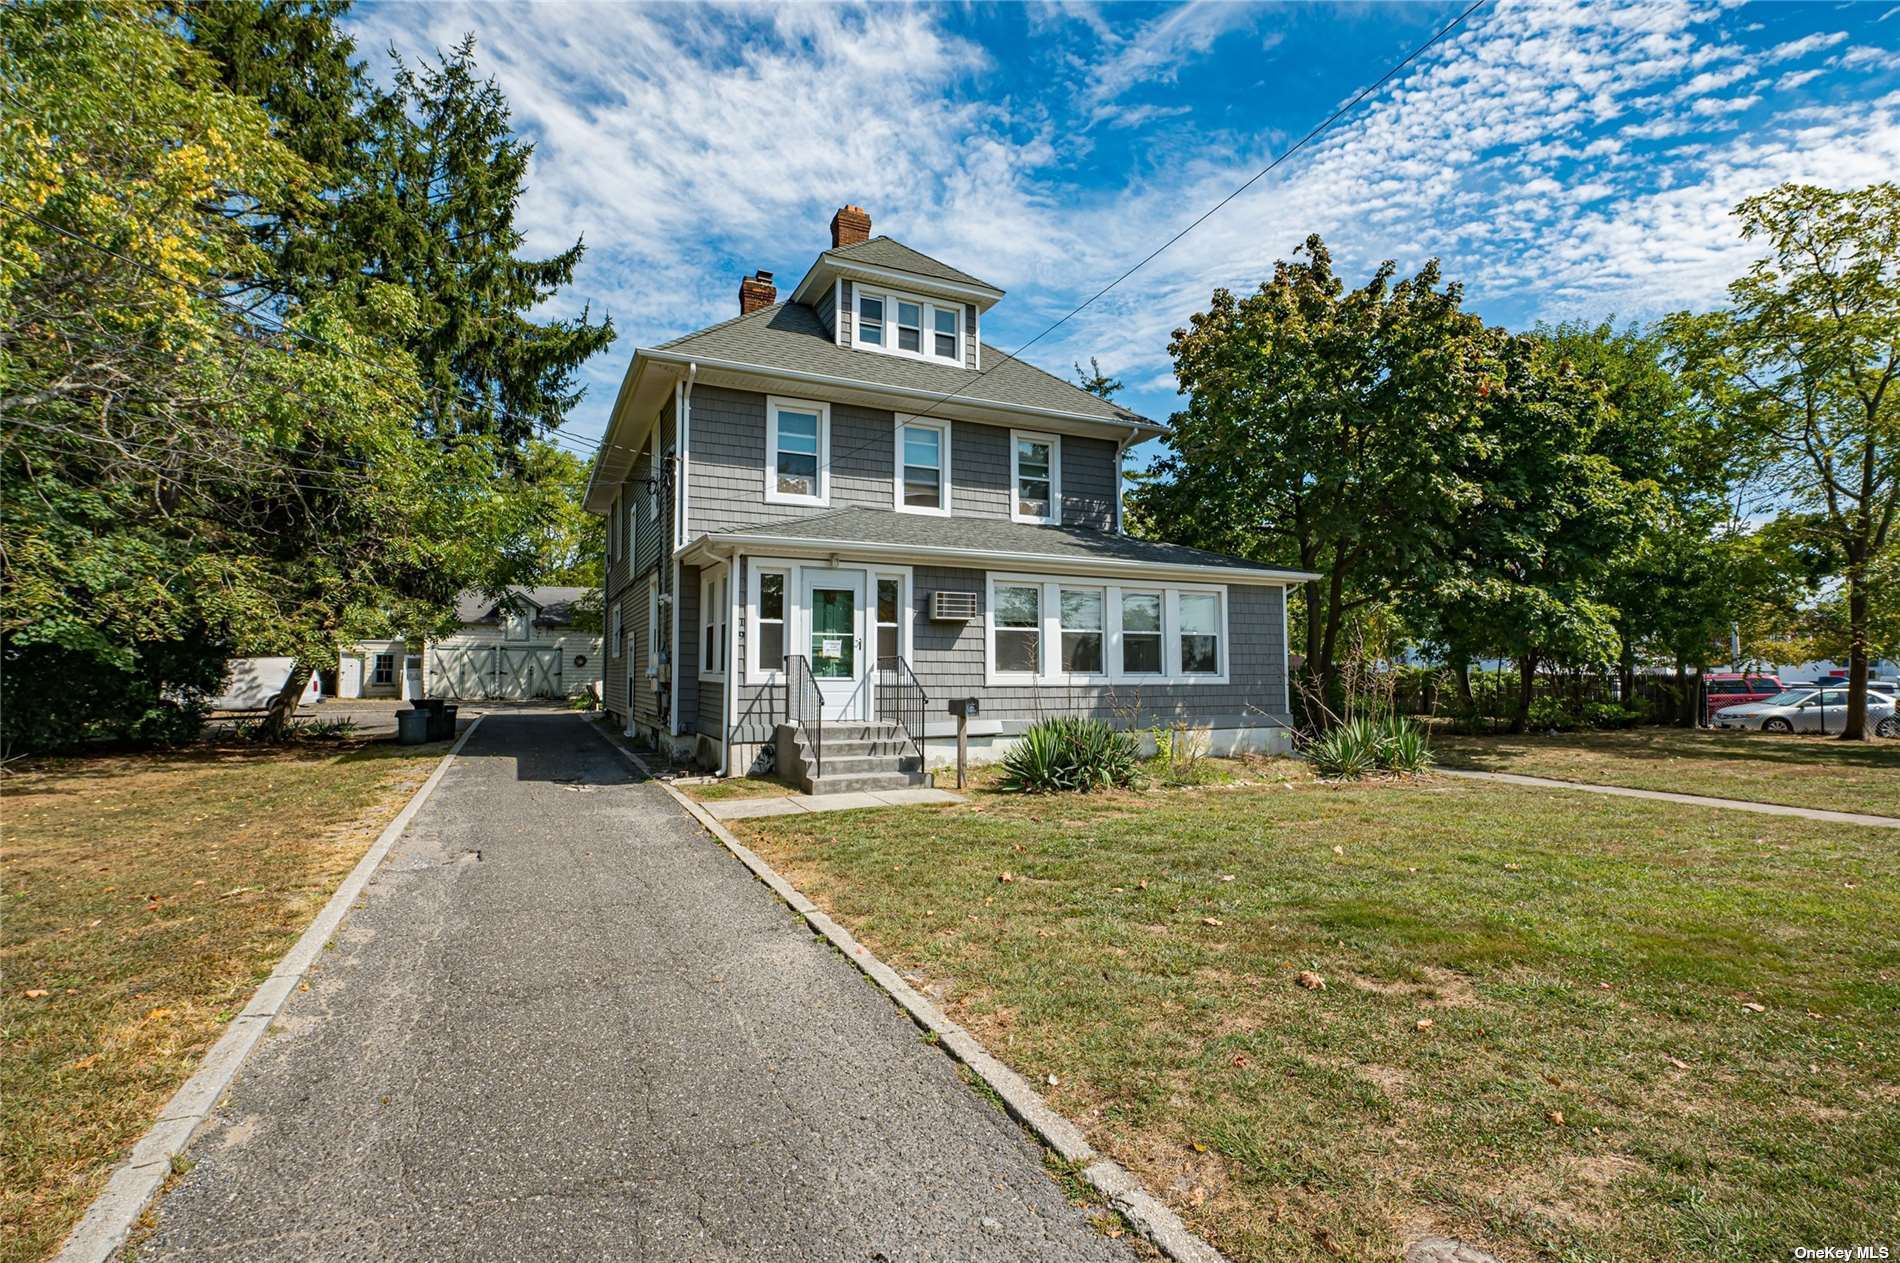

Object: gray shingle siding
[838,281,853,350]
[907,565,1289,727]
[687,385,1121,537]
[676,563,700,734]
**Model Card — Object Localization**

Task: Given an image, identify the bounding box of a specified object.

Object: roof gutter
[684,532,1319,586]
[633,346,1169,438]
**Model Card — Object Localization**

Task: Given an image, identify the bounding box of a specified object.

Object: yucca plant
[999,717,1143,793]
[1378,714,1433,774]
[1304,716,1383,780]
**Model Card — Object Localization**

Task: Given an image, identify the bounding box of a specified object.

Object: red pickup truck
[1703,672,1783,719]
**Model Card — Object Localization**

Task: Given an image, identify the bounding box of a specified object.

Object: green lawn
[1430,726,1899,817]
[0,738,449,1263]
[735,776,1899,1263]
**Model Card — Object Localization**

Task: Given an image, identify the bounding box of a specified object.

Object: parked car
[1702,672,1784,720]
[1712,686,1900,736]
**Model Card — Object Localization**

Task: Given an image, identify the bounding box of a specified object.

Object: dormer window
[853,285,962,365]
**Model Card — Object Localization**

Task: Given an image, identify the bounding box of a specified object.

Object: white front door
[801,569,869,722]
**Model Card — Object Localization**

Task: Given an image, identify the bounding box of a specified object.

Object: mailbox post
[948,697,980,790]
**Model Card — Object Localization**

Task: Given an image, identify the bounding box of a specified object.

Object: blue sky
[345,1,1900,462]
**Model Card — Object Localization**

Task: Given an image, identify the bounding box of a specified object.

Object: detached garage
[424,586,602,702]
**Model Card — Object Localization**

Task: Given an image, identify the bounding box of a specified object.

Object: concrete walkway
[138,710,1130,1262]
[704,786,964,820]
[1439,767,1900,828]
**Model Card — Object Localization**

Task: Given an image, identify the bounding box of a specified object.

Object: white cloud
[1077,1,1270,112]
[1691,92,1761,115]
[1776,68,1824,90]
[1766,31,1848,61]
[1842,45,1900,71]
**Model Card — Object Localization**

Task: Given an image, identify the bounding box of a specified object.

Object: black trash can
[442,704,459,741]
[414,697,449,741]
[397,707,430,746]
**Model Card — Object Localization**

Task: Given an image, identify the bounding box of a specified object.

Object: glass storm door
[801,570,867,722]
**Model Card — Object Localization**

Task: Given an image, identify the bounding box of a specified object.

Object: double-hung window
[373,653,395,685]
[895,418,950,515]
[1119,592,1164,675]
[1059,588,1105,675]
[1178,592,1221,676]
[610,604,623,658]
[766,397,829,506]
[992,584,1041,677]
[986,576,1228,685]
[1011,431,1060,524]
[853,287,962,365]
[856,293,884,346]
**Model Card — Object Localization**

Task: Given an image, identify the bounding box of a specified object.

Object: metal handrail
[878,655,929,766]
[785,653,822,779]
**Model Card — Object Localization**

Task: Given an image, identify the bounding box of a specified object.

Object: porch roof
[689,508,1319,585]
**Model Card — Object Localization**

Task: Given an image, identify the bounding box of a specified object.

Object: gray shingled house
[584,204,1311,790]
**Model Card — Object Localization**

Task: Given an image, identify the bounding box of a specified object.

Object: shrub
[1581,701,1639,730]
[1149,722,1223,786]
[1302,713,1433,780]
[999,717,1143,793]
[1527,697,1580,731]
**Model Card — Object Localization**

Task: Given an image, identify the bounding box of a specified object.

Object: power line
[804,0,1494,478]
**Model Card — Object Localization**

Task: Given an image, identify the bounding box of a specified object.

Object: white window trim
[852,284,964,366]
[699,565,729,682]
[984,573,1228,686]
[1010,430,1062,525]
[764,396,831,507]
[744,560,912,683]
[893,416,952,517]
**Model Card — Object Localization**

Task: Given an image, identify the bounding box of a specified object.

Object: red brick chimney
[830,204,872,248]
[738,269,776,315]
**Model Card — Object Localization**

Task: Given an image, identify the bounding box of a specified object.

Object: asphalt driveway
[137,710,1130,1261]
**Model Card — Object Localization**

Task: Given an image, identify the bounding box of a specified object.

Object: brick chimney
[738,269,776,315]
[829,204,872,248]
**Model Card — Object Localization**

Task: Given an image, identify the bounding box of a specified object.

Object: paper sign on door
[821,638,843,658]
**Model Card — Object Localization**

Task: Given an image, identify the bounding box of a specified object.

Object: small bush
[1302,714,1433,780]
[1149,722,1224,786]
[1527,697,1579,731]
[1581,701,1639,730]
[999,717,1143,793]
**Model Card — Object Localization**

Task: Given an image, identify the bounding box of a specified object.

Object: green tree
[523,442,606,588]
[1668,182,1900,739]
[1073,356,1123,401]
[0,2,538,749]
[1131,235,1487,721]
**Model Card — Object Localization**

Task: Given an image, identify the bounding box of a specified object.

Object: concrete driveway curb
[53,717,486,1263]
[589,719,1227,1263]
[1438,767,1900,828]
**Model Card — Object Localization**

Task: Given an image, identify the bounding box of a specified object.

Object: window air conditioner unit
[929,590,978,621]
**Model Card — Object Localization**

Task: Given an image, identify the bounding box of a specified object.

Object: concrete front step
[802,738,916,759]
[811,754,923,777]
[804,770,934,795]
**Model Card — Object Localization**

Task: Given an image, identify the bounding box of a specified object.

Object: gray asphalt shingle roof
[712,508,1288,577]
[826,236,1000,293]
[455,585,592,626]
[655,302,1155,427]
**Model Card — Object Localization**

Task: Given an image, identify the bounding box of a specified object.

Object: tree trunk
[1841,575,1870,740]
[261,661,313,741]
[1507,654,1537,734]
[1455,659,1474,709]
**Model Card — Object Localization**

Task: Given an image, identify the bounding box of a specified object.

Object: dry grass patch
[0,738,449,1263]
[1430,726,1899,817]
[736,775,1899,1263]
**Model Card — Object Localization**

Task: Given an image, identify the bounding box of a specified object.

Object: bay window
[895,418,949,515]
[992,584,1041,676]
[1011,431,1060,524]
[766,397,829,506]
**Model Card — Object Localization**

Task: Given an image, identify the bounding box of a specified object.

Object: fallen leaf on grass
[1666,1056,1691,1070]
[1138,879,1149,890]
[1741,1002,1766,1013]
[1220,874,1235,882]
[145,1007,172,1021]
[1547,1110,1565,1126]
[1046,1074,1060,1087]
[1415,1019,1434,1031]
[998,872,1016,884]
[1231,1054,1250,1068]
[1201,917,1223,928]
[1331,845,1344,856]
[1296,970,1326,991]
[66,1053,100,1071]
[1187,1186,1207,1208]
[24,989,49,999]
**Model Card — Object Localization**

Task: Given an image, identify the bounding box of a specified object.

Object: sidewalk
[1438,767,1900,828]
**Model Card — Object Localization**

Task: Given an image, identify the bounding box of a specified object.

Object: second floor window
[766,397,829,506]
[1012,431,1060,524]
[896,419,949,515]
[853,286,962,365]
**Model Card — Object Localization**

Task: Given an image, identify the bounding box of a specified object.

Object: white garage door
[428,644,563,700]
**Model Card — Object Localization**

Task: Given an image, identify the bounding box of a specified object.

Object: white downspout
[719,548,738,778]
[669,365,697,742]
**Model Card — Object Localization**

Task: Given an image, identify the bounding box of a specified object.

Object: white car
[1713,687,1899,737]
